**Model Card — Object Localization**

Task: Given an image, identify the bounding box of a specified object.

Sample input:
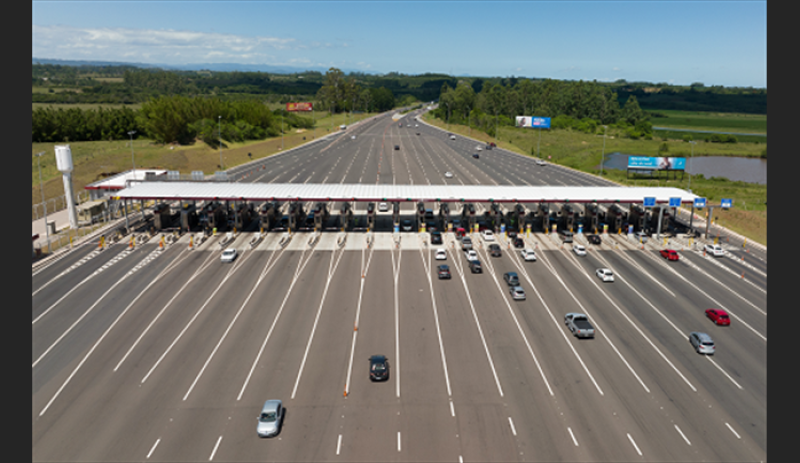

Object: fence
[32,190,91,222]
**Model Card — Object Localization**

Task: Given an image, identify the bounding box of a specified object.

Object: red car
[705,309,731,326]
[660,249,679,261]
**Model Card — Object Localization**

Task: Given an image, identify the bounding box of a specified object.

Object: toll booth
[607,204,627,232]
[629,204,646,232]
[416,202,426,231]
[204,202,227,232]
[288,201,305,231]
[392,202,401,227]
[366,202,376,231]
[179,202,198,232]
[153,203,172,230]
[339,202,353,231]
[313,202,329,231]
[439,203,450,229]
[461,203,476,230]
[490,203,503,231]
[512,204,526,233]
[648,205,671,233]
[561,204,576,231]
[538,203,550,232]
[231,202,252,231]
[259,202,278,231]
[585,203,600,233]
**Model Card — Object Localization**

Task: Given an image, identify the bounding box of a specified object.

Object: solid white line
[683,252,767,317]
[459,456,463,463]
[392,247,402,398]
[568,427,578,446]
[627,433,642,456]
[397,431,401,452]
[725,422,741,439]
[706,356,744,389]
[146,438,160,459]
[675,424,691,445]
[209,435,222,461]
[418,244,453,397]
[336,434,342,455]
[508,417,517,436]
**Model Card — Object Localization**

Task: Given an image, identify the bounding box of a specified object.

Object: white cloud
[613,67,620,71]
[31,24,320,64]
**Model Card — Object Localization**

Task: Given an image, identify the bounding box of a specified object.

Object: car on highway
[472,153,480,159]
[417,132,421,136]
[435,248,447,260]
[573,244,587,256]
[689,332,715,355]
[481,230,495,241]
[475,145,483,151]
[378,202,389,212]
[431,231,443,244]
[369,355,390,381]
[660,249,680,261]
[503,272,520,286]
[705,243,725,257]
[635,231,649,243]
[257,400,284,438]
[514,236,525,248]
[394,145,400,150]
[437,264,451,280]
[415,124,419,127]
[565,313,595,338]
[489,142,496,148]
[340,124,347,130]
[705,309,731,326]
[587,234,602,245]
[461,236,473,250]
[521,248,537,261]
[465,249,478,261]
[509,286,526,300]
[402,220,413,232]
[488,243,502,257]
[485,144,492,150]
[596,268,614,282]
[445,171,453,178]
[221,248,238,263]
[351,135,356,140]
[449,134,456,140]
[535,159,546,166]
[468,260,483,273]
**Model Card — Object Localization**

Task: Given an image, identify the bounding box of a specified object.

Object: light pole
[36,151,50,252]
[218,116,223,170]
[128,130,136,173]
[599,125,608,177]
[688,140,696,192]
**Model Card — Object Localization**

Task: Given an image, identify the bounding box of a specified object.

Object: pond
[601,153,766,184]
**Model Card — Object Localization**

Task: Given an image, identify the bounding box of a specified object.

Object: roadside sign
[721,198,733,209]
[577,224,583,234]
[669,197,681,208]
[643,197,656,207]
[628,224,634,235]
[694,197,707,208]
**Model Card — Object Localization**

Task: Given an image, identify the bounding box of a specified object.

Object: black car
[394,145,400,150]
[369,355,389,381]
[587,234,602,245]
[472,153,480,159]
[485,144,493,150]
[489,243,502,257]
[402,220,413,231]
[437,264,451,279]
[431,231,443,244]
[469,260,483,273]
[513,236,524,248]
[508,229,517,239]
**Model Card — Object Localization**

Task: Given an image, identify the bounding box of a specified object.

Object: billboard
[286,102,313,111]
[627,156,686,171]
[516,116,551,129]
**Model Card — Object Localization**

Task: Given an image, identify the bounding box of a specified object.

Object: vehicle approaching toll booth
[565,313,595,338]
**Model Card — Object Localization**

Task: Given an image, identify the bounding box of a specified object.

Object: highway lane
[33,108,767,462]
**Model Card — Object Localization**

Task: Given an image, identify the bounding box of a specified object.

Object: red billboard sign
[286,102,313,112]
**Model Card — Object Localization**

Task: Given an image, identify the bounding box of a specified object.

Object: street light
[36,151,50,252]
[128,130,137,173]
[599,125,608,178]
[218,116,223,170]
[688,140,697,192]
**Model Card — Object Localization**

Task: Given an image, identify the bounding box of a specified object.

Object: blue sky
[32,1,767,87]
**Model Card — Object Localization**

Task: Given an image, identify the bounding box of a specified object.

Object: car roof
[261,400,282,412]
[439,264,449,269]
[506,272,518,276]
[369,355,387,362]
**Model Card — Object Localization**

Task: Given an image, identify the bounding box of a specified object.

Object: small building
[84,169,168,200]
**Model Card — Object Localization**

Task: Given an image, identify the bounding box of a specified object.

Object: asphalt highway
[32,108,766,462]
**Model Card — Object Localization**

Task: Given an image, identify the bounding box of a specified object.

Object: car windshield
[260,412,277,423]
[372,363,386,371]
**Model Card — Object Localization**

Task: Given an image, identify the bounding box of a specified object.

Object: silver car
[689,332,715,355]
[509,286,526,300]
[257,400,284,437]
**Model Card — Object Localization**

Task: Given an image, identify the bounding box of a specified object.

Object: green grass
[648,109,766,134]
[32,102,143,111]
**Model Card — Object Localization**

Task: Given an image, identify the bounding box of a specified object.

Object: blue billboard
[627,156,686,171]
[516,116,551,129]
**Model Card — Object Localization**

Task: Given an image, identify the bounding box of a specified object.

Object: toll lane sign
[669,197,681,208]
[721,198,733,209]
[694,198,707,208]
[643,197,656,207]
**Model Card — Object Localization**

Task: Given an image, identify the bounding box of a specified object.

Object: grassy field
[33,102,144,111]
[31,111,374,211]
[649,109,766,134]
[425,114,767,245]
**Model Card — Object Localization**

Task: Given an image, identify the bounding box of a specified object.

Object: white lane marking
[705,356,744,389]
[682,251,767,315]
[291,246,346,399]
[568,427,579,446]
[146,438,160,459]
[459,456,463,463]
[725,422,741,439]
[391,245,402,398]
[336,434,342,455]
[209,435,222,461]
[627,433,642,456]
[508,417,517,436]
[397,431,401,452]
[450,400,455,417]
[675,424,691,445]
[344,241,375,396]
[418,243,453,397]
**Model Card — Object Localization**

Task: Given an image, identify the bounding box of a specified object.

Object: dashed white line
[725,422,741,439]
[508,417,517,436]
[567,427,579,446]
[627,433,642,456]
[146,438,160,459]
[209,435,222,461]
[336,434,342,455]
[397,431,401,452]
[674,424,692,445]
[449,400,455,417]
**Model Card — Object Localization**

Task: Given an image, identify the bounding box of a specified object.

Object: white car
[475,145,483,151]
[535,159,546,166]
[445,172,453,178]
[221,248,238,263]
[415,124,419,127]
[573,244,587,256]
[465,249,478,261]
[351,135,356,140]
[521,249,537,261]
[378,202,389,212]
[449,135,456,140]
[596,268,614,282]
[705,244,725,257]
[481,230,495,241]
[435,249,447,260]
